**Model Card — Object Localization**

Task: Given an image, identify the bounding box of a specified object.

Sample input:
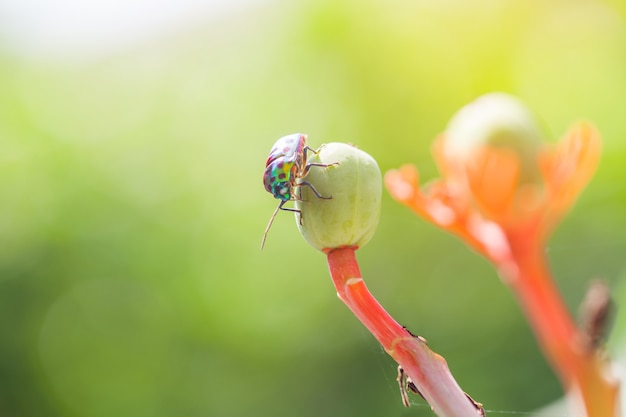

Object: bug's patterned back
[263,133,307,201]
[265,133,305,165]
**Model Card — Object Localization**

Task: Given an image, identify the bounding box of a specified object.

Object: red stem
[326,246,404,346]
[504,234,619,417]
[326,246,483,417]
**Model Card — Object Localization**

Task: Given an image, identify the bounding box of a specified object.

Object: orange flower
[385,93,601,262]
[385,93,618,417]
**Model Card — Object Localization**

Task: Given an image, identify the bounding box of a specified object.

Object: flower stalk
[504,233,619,417]
[326,246,484,417]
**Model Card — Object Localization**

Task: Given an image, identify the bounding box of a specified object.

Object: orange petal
[466,147,521,222]
[544,122,601,215]
[422,180,460,227]
[385,165,419,204]
[386,165,463,228]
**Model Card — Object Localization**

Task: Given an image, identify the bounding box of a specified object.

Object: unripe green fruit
[295,143,382,251]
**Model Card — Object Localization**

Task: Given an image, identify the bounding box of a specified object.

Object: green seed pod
[295,142,382,252]
[443,92,546,184]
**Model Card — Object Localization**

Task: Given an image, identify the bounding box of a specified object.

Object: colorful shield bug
[261,133,337,249]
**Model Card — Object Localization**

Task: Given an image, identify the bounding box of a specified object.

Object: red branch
[503,233,620,417]
[326,246,483,417]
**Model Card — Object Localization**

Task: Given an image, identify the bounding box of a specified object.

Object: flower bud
[295,143,382,251]
[443,92,545,184]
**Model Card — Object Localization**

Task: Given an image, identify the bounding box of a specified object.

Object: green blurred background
[1,0,626,416]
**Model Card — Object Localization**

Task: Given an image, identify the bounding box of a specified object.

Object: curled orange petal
[542,122,601,216]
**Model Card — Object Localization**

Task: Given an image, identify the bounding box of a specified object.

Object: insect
[261,133,337,249]
[397,365,422,408]
[397,365,485,416]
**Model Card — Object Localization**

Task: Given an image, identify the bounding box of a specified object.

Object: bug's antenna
[261,202,283,250]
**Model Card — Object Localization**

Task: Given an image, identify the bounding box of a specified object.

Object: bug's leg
[396,366,412,408]
[261,202,304,249]
[303,145,341,158]
[303,145,321,158]
[397,366,425,408]
[298,181,332,200]
[302,146,340,176]
[278,204,303,225]
[302,161,340,177]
